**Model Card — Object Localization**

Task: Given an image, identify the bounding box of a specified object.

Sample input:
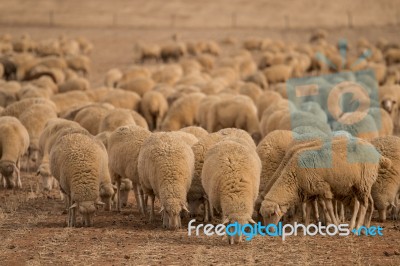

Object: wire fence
[0,10,399,30]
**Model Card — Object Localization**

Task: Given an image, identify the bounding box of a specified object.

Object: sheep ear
[36,170,40,176]
[182,204,189,213]
[159,206,164,213]
[95,200,105,206]
[222,217,229,225]
[390,202,396,208]
[70,203,78,209]
[112,185,118,190]
[274,205,282,216]
[249,218,256,224]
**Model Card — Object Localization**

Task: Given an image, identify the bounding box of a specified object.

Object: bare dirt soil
[1,1,400,265]
[0,172,399,265]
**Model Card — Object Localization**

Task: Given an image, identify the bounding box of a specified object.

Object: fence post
[347,11,353,28]
[231,12,237,28]
[49,10,54,27]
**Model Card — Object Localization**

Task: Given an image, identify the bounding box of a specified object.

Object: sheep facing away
[201,140,261,244]
[0,116,29,189]
[371,135,400,221]
[50,132,108,227]
[138,132,194,229]
[107,125,151,213]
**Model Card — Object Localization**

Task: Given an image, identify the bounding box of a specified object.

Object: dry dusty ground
[0,171,399,265]
[1,1,400,264]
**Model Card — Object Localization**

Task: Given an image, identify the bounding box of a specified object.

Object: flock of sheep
[0,29,400,244]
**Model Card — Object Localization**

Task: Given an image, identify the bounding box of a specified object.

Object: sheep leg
[149,195,155,223]
[203,198,209,223]
[16,158,22,189]
[304,202,312,226]
[349,199,360,230]
[312,200,320,222]
[301,202,307,223]
[355,201,368,230]
[318,199,331,225]
[116,180,121,212]
[334,200,339,222]
[324,199,338,225]
[136,185,146,216]
[364,195,374,228]
[208,200,214,222]
[339,202,345,222]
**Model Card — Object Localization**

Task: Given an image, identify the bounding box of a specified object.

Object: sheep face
[100,183,114,211]
[0,160,19,189]
[37,163,54,191]
[119,179,133,207]
[188,199,204,219]
[260,201,284,225]
[28,146,39,165]
[223,214,255,245]
[381,98,398,117]
[161,199,189,230]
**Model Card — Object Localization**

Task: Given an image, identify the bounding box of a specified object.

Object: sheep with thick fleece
[189,128,255,221]
[19,103,58,167]
[1,98,57,118]
[260,136,388,230]
[179,126,208,140]
[201,140,261,244]
[58,77,90,93]
[50,133,107,227]
[263,64,293,84]
[65,55,91,76]
[161,93,205,131]
[332,111,379,141]
[140,90,168,131]
[138,132,194,229]
[0,116,29,189]
[107,125,151,213]
[371,136,400,221]
[37,119,88,192]
[100,89,141,111]
[74,104,114,135]
[104,68,122,88]
[51,91,91,115]
[98,108,137,133]
[118,77,155,97]
[207,95,261,143]
[368,107,394,136]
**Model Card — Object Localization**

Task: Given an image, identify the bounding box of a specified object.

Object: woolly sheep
[98,108,137,133]
[256,91,282,120]
[201,140,261,244]
[245,71,269,90]
[369,107,394,136]
[0,116,29,188]
[101,89,141,111]
[37,118,88,192]
[263,64,293,84]
[65,55,91,76]
[138,132,194,229]
[239,83,263,104]
[139,90,168,131]
[58,77,90,93]
[51,91,91,115]
[371,136,400,221]
[104,68,122,88]
[332,111,379,141]
[161,92,205,131]
[207,95,261,143]
[107,125,151,213]
[1,97,57,117]
[94,131,111,149]
[160,43,186,62]
[152,65,183,86]
[138,43,161,63]
[19,103,58,167]
[118,77,155,97]
[189,128,256,221]
[74,104,115,135]
[260,136,388,230]
[50,132,108,227]
[179,126,208,139]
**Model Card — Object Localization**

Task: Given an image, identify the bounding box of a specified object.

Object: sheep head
[118,178,133,208]
[259,200,284,226]
[160,198,189,230]
[0,160,19,189]
[99,183,115,211]
[70,200,104,227]
[222,214,256,245]
[36,163,53,191]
